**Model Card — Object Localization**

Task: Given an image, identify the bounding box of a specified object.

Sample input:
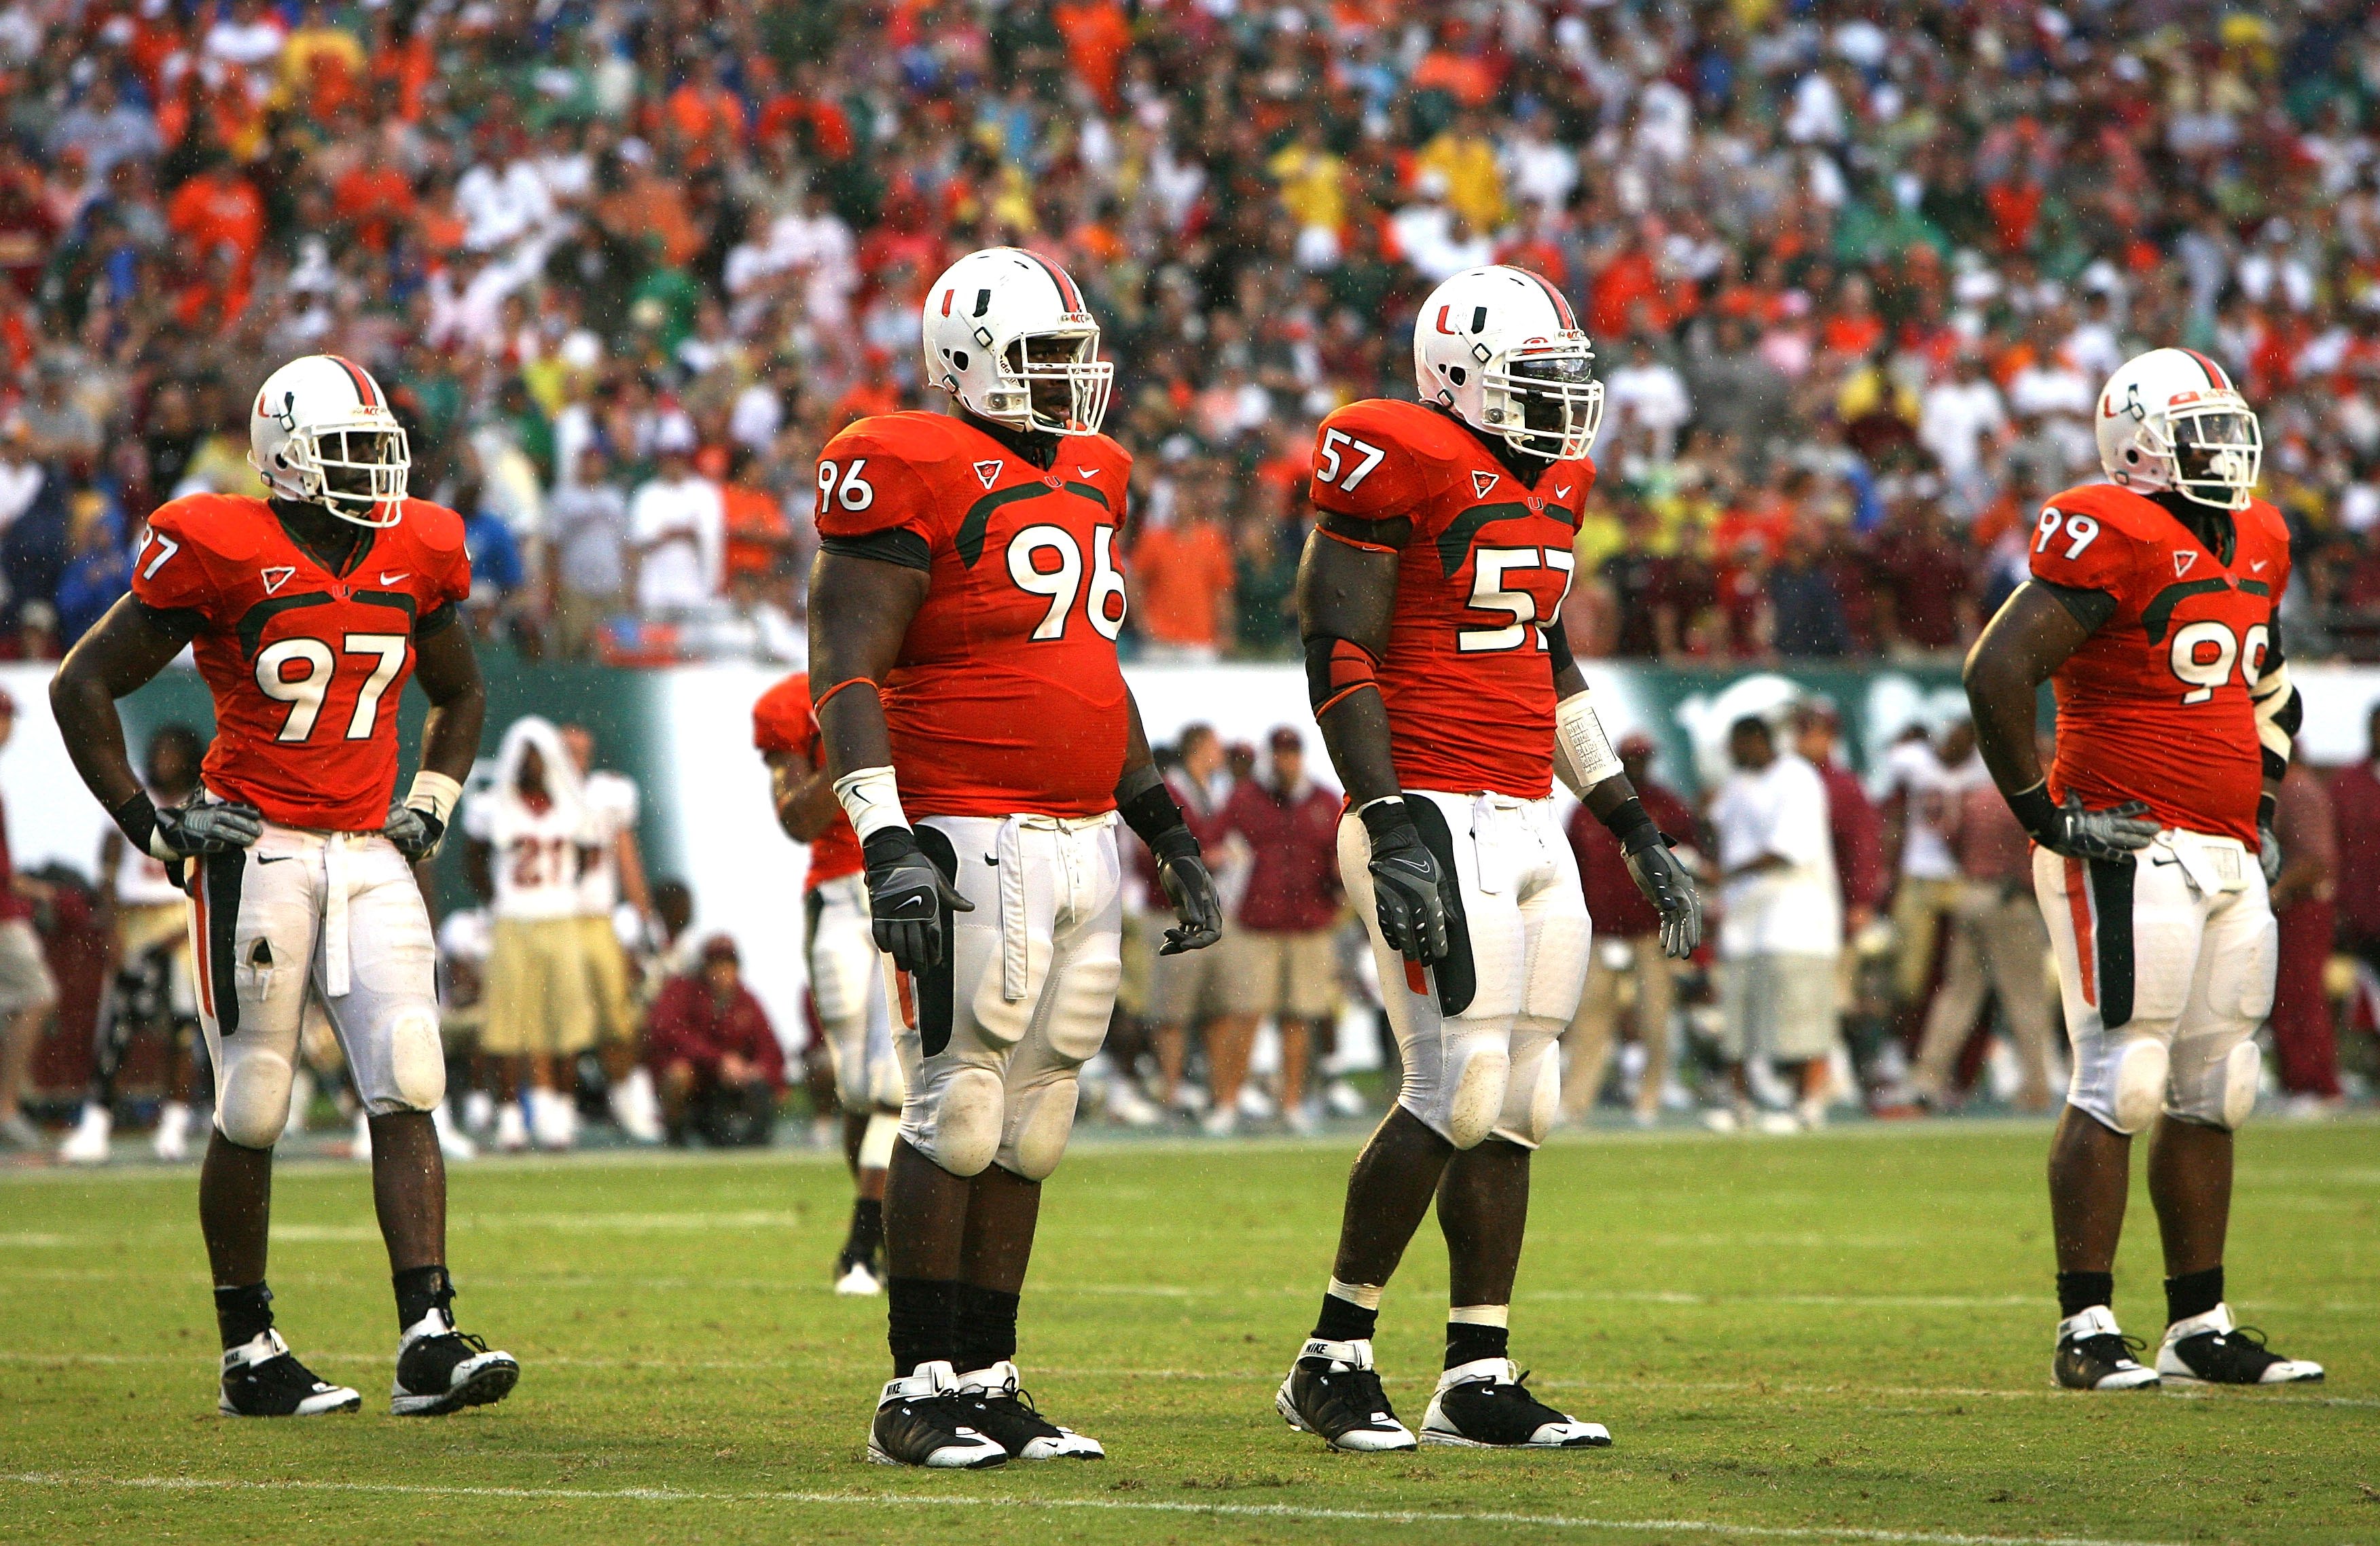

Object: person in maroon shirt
[1907,778,2055,1113]
[2268,752,2341,1104]
[0,687,60,1151]
[1209,726,1345,1134]
[2326,705,2380,978]
[1869,488,1978,654]
[645,936,786,1146]
[1561,733,1701,1123]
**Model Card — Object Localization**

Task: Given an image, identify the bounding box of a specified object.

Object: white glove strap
[404,770,463,825]
[1552,690,1623,797]
[833,766,910,843]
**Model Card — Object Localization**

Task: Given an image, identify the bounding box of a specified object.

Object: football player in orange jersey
[808,248,1223,1468]
[1966,348,2322,1391]
[51,355,520,1418]
[754,670,903,1297]
[1281,266,1701,1453]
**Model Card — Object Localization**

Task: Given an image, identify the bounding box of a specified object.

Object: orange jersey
[814,410,1132,819]
[1309,399,1593,799]
[2030,483,2290,845]
[131,494,471,831]
[753,671,865,888]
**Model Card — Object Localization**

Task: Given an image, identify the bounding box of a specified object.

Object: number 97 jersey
[2030,482,2290,845]
[813,410,1133,820]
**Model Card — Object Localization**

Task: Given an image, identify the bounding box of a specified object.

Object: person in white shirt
[1877,717,1990,1015]
[629,435,725,613]
[1707,716,1841,1132]
[560,724,660,1143]
[462,718,600,1151]
[1918,353,2011,506]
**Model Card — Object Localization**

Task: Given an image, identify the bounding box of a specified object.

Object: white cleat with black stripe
[217,1329,361,1416]
[390,1306,520,1416]
[2053,1306,2162,1390]
[2156,1305,2323,1385]
[1420,1358,1611,1448]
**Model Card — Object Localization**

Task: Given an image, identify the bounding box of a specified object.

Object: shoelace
[2193,1325,2277,1367]
[1467,1367,1559,1413]
[2074,1331,2148,1365]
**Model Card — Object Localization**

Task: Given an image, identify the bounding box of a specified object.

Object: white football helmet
[2095,347,2261,511]
[922,247,1113,435]
[1413,266,1603,460]
[248,354,410,526]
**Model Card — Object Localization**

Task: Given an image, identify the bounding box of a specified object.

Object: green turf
[1,1118,2374,1544]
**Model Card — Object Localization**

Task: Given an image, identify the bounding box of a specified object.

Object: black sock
[954,1282,1021,1373]
[2056,1270,2114,1320]
[213,1282,274,1350]
[394,1264,453,1331]
[886,1277,962,1377]
[1445,1320,1509,1369]
[2164,1265,2223,1326]
[1312,1291,1377,1345]
[846,1198,885,1260]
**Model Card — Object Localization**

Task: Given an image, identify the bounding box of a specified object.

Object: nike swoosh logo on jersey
[984,854,998,865]
[2252,560,2269,572]
[1076,467,1098,480]
[1555,484,1573,499]
[378,571,410,586]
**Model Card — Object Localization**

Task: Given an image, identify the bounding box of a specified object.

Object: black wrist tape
[1119,780,1193,857]
[2258,791,2277,828]
[111,790,159,854]
[1602,795,1662,854]
[1356,797,1415,842]
[2007,780,2060,843]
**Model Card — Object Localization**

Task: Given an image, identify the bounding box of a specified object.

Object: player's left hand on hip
[150,798,264,858]
[381,803,448,862]
[1624,838,1701,958]
[2258,825,2283,886]
[1154,847,1223,955]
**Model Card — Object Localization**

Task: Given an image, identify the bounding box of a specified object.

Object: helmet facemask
[2160,401,2261,511]
[992,326,1113,436]
[1482,343,1602,460]
[281,418,410,526]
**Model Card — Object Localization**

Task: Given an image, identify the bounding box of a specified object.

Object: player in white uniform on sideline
[50,353,518,1418]
[561,723,663,1143]
[463,717,599,1152]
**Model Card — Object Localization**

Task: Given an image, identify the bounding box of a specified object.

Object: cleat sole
[392,1357,519,1416]
[1420,1427,1611,1449]
[867,1441,1007,1469]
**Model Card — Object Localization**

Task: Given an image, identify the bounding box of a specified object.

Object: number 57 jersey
[132,492,471,831]
[1308,397,1595,799]
[2030,482,2290,845]
[814,410,1132,819]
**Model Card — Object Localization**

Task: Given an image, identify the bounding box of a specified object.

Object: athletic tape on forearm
[404,770,462,826]
[2250,667,2297,770]
[1552,689,1622,795]
[832,766,910,843]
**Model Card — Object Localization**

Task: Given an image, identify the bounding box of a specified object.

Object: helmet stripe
[327,355,378,409]
[2180,348,2230,391]
[1515,267,1577,330]
[1019,249,1083,312]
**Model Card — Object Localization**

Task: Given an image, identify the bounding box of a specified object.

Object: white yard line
[0,1469,2191,1546]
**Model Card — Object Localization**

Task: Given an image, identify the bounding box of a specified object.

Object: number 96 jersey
[130,493,471,832]
[814,410,1132,820]
[2030,482,2290,845]
[1309,398,1594,799]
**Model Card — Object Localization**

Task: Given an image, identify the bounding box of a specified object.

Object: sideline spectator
[2327,706,2380,987]
[1708,715,1841,1134]
[1147,723,1234,1117]
[630,430,724,614]
[1879,719,1987,1026]
[1907,775,2055,1113]
[1562,732,1699,1124]
[646,935,785,1147]
[1792,701,1890,1087]
[546,444,632,660]
[2269,753,2342,1112]
[1209,726,1342,1135]
[0,688,58,1151]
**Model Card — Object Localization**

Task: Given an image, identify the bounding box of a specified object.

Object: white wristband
[405,770,463,826]
[1552,690,1623,797]
[833,766,910,843]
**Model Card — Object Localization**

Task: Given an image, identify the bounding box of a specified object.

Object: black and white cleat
[391,1306,520,1416]
[2053,1306,2162,1390]
[1419,1358,1610,1448]
[217,1329,361,1416]
[833,1250,884,1297]
[1275,1336,1418,1452]
[957,1361,1105,1459]
[2156,1305,2323,1386]
[867,1360,1009,1469]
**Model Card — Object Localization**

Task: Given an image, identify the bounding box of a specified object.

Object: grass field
[1,1117,2375,1545]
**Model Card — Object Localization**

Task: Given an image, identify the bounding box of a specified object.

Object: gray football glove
[113,791,263,861]
[2042,792,2161,863]
[1623,838,1702,958]
[1360,803,1449,964]
[2258,793,2283,886]
[861,827,973,973]
[382,804,449,863]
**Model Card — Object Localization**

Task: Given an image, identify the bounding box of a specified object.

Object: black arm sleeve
[134,599,204,647]
[1543,619,1576,677]
[2032,579,2116,634]
[415,599,460,639]
[822,528,933,571]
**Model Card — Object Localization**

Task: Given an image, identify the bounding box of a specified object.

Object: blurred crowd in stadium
[3,1,2380,663]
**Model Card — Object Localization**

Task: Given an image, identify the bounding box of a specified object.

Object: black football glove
[2258,791,2283,886]
[1360,801,1449,964]
[862,827,972,973]
[1149,831,1223,955]
[1623,836,1702,958]
[381,803,448,863]
[113,791,263,861]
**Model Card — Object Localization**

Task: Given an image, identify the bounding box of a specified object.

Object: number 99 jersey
[130,492,471,831]
[813,410,1133,819]
[2029,482,2290,844]
[1309,397,1595,799]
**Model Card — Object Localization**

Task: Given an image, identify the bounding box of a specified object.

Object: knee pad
[927,1066,1005,1176]
[1496,1020,1562,1148]
[1443,1043,1511,1151]
[215,1047,295,1149]
[2183,1039,2262,1130]
[380,1009,447,1114]
[2108,1037,2171,1135]
[858,1111,900,1170]
[1000,1075,1080,1181]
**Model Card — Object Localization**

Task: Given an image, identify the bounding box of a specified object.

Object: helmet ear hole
[2126,449,2140,463]
[1448,366,1467,386]
[952,350,969,372]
